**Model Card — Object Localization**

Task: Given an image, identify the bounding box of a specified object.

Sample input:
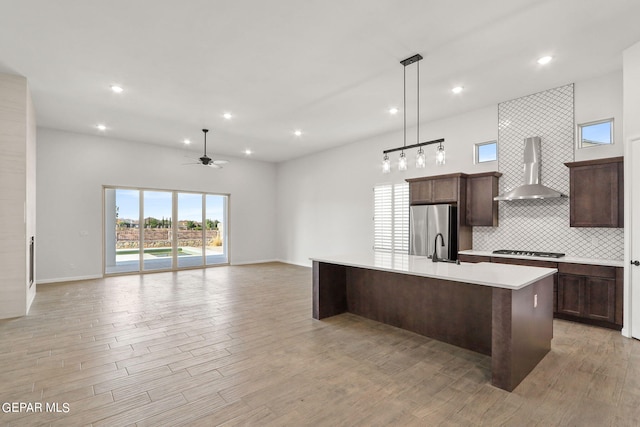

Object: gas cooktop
[492,249,565,258]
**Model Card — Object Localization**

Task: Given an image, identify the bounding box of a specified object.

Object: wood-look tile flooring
[1,262,640,426]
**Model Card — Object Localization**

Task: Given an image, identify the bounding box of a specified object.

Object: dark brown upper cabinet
[466,172,502,227]
[406,173,465,205]
[564,157,623,228]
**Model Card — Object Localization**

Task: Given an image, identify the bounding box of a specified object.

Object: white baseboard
[274,259,312,268]
[230,259,280,266]
[36,274,103,284]
[621,327,631,338]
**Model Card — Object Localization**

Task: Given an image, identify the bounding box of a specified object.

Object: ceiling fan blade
[207,163,222,169]
[212,160,228,165]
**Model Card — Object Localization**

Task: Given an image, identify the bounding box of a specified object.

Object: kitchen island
[311,253,557,391]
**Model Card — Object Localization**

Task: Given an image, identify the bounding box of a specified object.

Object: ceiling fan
[185,129,228,168]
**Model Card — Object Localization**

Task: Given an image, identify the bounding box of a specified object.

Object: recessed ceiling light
[451,86,464,94]
[294,130,302,137]
[389,107,399,115]
[244,149,252,155]
[110,85,123,93]
[183,139,191,145]
[96,124,107,131]
[537,56,553,65]
[223,112,233,120]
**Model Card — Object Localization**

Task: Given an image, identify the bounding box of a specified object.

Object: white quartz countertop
[458,250,624,268]
[310,253,557,290]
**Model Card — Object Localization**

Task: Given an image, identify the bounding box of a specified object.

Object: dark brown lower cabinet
[557,264,616,324]
[458,254,622,330]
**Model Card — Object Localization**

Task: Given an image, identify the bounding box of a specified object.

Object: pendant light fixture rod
[202,129,209,155]
[383,138,444,154]
[403,59,406,151]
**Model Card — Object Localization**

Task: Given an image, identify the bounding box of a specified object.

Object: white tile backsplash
[472,84,624,260]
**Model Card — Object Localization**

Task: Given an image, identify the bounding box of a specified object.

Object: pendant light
[382,153,391,173]
[381,53,446,173]
[436,141,446,165]
[416,147,426,168]
[398,152,408,170]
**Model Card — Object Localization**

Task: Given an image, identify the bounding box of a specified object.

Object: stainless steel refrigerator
[409,204,458,260]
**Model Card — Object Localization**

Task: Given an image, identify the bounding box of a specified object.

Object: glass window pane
[143,191,173,271]
[178,193,204,268]
[206,194,228,265]
[476,141,497,163]
[105,188,141,274]
[580,120,612,147]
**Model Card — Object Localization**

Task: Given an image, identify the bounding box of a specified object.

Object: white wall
[276,73,624,267]
[574,71,624,161]
[276,105,498,266]
[36,128,278,283]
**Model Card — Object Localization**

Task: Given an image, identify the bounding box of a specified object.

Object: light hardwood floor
[1,262,639,426]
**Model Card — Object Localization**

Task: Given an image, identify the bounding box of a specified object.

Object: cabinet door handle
[632,260,640,266]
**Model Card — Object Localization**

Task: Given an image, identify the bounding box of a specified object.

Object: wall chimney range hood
[494,137,566,201]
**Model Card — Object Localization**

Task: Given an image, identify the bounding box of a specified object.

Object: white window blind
[393,183,409,253]
[373,185,392,251]
[374,183,409,253]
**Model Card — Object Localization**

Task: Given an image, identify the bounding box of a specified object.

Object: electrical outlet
[534,294,538,308]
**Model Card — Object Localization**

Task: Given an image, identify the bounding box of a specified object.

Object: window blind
[374,183,409,253]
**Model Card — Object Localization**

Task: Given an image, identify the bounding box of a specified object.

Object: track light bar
[383,138,444,155]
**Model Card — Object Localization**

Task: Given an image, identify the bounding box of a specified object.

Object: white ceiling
[1,0,640,162]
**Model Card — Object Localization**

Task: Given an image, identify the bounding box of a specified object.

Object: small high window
[474,140,498,164]
[578,118,613,148]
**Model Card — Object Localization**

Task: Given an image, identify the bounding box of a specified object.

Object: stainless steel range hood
[494,137,566,201]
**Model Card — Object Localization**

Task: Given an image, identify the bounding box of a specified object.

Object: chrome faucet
[432,233,445,262]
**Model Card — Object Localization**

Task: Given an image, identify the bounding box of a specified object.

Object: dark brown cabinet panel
[431,177,459,203]
[458,254,491,263]
[409,180,433,205]
[584,277,616,323]
[565,157,623,228]
[557,274,582,317]
[557,263,619,327]
[466,172,501,227]
[490,257,558,269]
[407,174,460,205]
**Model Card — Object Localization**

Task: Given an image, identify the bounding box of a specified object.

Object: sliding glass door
[105,188,141,274]
[206,194,228,265]
[177,192,204,268]
[104,187,228,275]
[143,190,173,271]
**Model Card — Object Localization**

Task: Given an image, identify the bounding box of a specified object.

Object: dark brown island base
[311,254,557,392]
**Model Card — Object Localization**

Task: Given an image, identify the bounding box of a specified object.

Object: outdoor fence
[116,229,220,249]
